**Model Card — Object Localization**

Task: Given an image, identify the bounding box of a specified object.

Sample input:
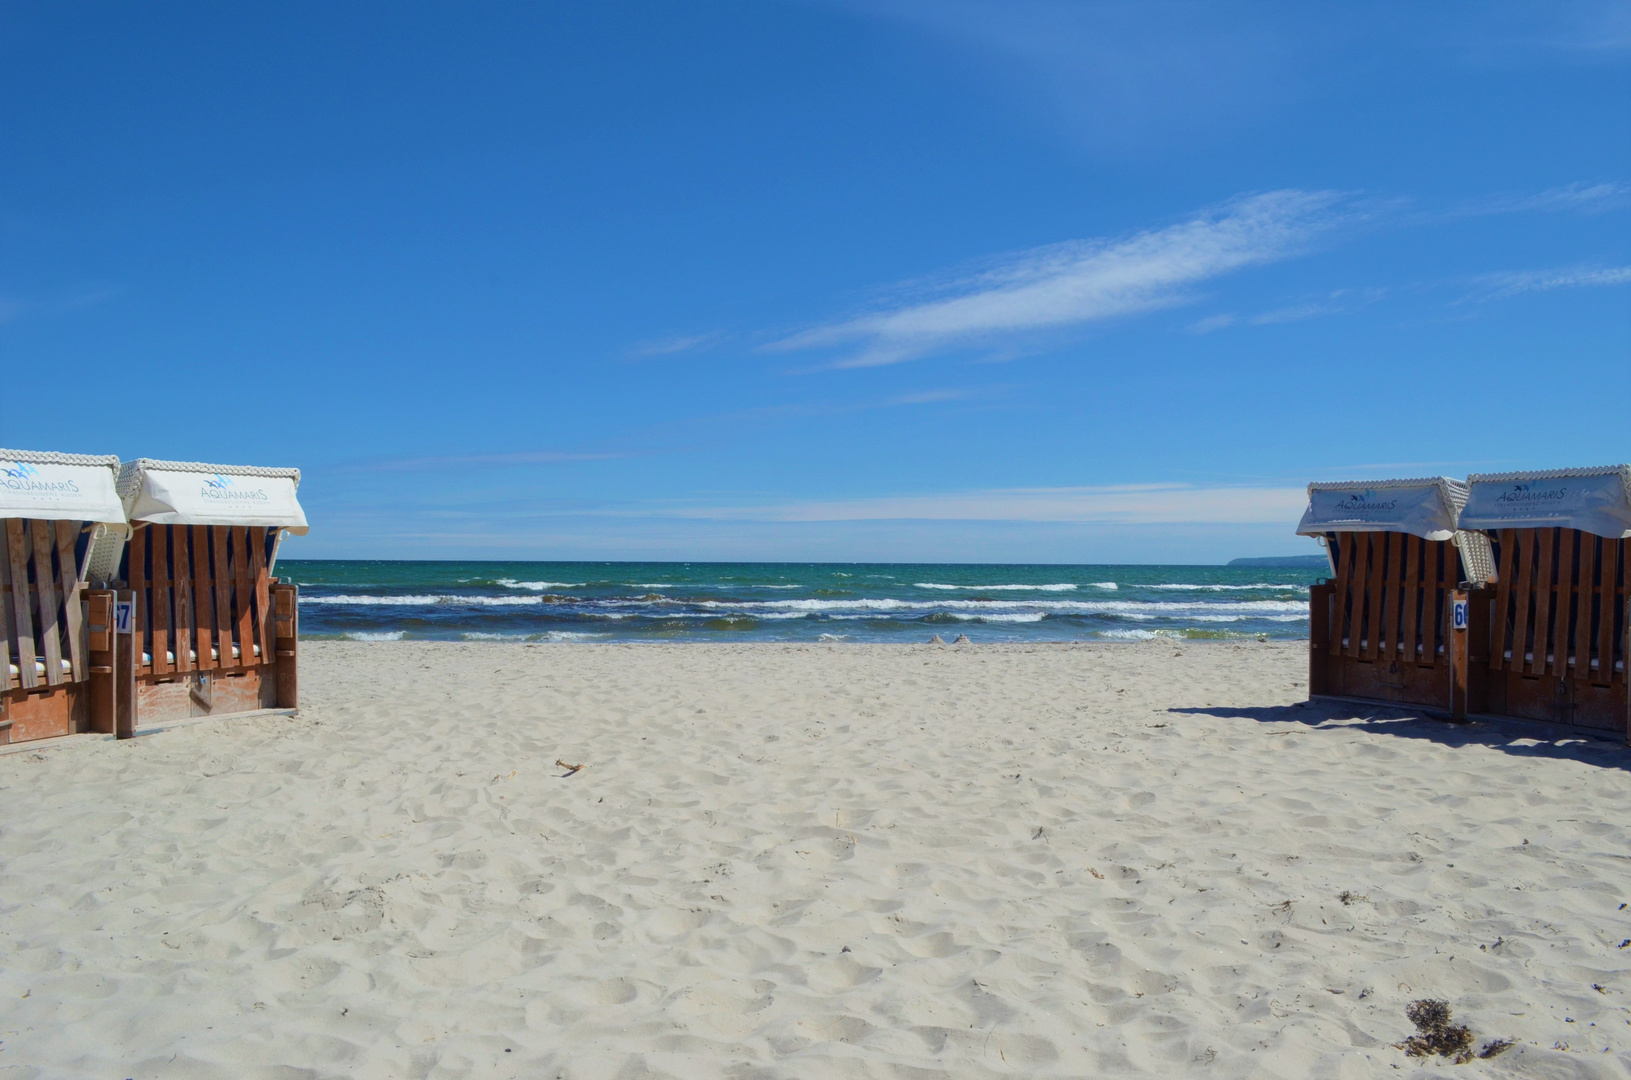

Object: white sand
[1,640,1628,1078]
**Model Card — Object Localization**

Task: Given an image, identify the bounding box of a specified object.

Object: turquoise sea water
[280,561,1323,643]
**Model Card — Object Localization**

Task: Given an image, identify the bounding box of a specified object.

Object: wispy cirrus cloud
[0,284,123,326]
[646,482,1307,526]
[1247,286,1387,326]
[1471,264,1631,299]
[625,331,727,359]
[764,189,1349,369]
[1453,180,1630,218]
[331,449,632,473]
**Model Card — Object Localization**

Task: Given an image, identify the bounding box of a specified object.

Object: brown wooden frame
[120,523,297,731]
[1480,528,1628,733]
[1308,530,1474,712]
[0,518,115,744]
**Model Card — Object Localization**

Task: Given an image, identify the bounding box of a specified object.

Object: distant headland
[1226,554,1329,568]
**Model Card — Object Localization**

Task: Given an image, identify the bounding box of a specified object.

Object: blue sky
[3,1,1627,562]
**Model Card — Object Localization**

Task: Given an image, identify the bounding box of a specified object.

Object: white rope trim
[0,448,120,468]
[117,458,301,498]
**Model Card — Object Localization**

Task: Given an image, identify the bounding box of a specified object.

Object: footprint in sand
[586,977,639,1005]
[672,978,775,1039]
[902,931,965,959]
[807,954,882,993]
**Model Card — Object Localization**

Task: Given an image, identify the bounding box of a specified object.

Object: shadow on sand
[1168,701,1629,771]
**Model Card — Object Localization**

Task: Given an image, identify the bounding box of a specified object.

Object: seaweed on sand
[1395,1000,1512,1064]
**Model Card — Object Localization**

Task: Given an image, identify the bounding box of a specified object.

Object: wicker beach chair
[1459,466,1629,736]
[0,449,128,744]
[1297,478,1494,714]
[113,459,308,734]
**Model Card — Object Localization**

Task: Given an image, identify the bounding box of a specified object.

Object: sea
[280,561,1323,644]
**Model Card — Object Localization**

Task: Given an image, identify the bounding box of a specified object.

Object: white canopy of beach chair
[0,449,130,581]
[1460,465,1631,539]
[1295,477,1468,541]
[0,448,125,524]
[118,459,309,534]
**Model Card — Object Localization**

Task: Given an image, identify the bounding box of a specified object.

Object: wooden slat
[171,526,194,672]
[1490,530,1516,671]
[192,525,216,671]
[251,528,272,667]
[1509,530,1535,672]
[29,521,63,687]
[4,520,36,690]
[233,527,254,665]
[1381,533,1400,659]
[212,527,232,665]
[1356,533,1376,658]
[55,521,86,682]
[1550,528,1576,678]
[1528,528,1555,676]
[1401,535,1422,663]
[129,526,148,677]
[0,524,17,690]
[1372,532,1393,659]
[1619,540,1629,686]
[1334,534,1353,657]
[1331,534,1357,656]
[86,590,112,653]
[1345,534,1367,659]
[1572,533,1600,684]
[1619,540,1630,685]
[1363,534,1385,660]
[1598,538,1621,686]
[150,524,172,675]
[1428,538,1448,666]
[1372,533,1392,659]
[1433,536,1452,668]
[1386,532,1405,659]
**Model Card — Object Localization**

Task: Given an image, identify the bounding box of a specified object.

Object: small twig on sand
[556,759,585,774]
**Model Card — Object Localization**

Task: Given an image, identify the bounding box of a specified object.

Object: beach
[1,640,1627,1078]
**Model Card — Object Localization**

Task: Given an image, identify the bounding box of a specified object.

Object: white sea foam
[948,612,1047,623]
[1089,582,1119,590]
[693,597,1307,617]
[497,579,584,590]
[913,583,1078,592]
[816,633,849,642]
[344,631,406,641]
[654,611,809,621]
[1146,583,1309,592]
[825,613,913,621]
[305,594,549,607]
[459,630,611,642]
[305,590,1306,623]
[1099,629,1160,640]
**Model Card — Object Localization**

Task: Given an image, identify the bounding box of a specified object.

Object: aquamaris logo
[1333,488,1398,513]
[1495,481,1568,504]
[0,461,40,480]
[198,472,269,501]
[0,460,80,496]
